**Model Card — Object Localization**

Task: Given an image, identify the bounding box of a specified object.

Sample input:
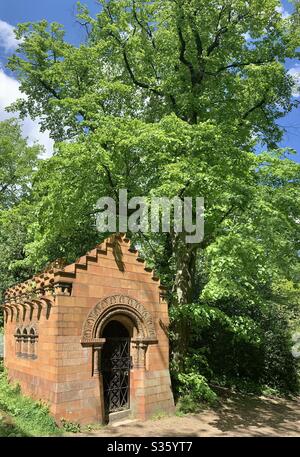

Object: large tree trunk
[172,232,197,305]
[171,232,198,363]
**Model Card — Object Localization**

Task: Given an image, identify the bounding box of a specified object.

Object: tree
[0,119,40,209]
[5,1,300,366]
[0,119,41,309]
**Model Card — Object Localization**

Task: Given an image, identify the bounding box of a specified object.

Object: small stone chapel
[1,235,174,424]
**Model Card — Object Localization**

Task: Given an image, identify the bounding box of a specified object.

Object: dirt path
[76,394,300,437]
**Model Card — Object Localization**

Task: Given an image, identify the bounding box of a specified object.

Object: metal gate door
[102,337,131,414]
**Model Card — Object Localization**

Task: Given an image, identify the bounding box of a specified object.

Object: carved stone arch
[97,307,145,338]
[81,294,157,346]
[15,325,21,334]
[29,322,38,335]
[3,307,8,323]
[5,305,14,322]
[14,326,22,357]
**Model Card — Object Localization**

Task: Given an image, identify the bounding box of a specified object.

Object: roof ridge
[3,235,165,301]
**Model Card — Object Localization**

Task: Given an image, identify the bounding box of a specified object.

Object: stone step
[108,408,133,425]
[110,419,138,428]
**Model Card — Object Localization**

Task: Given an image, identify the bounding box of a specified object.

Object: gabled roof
[2,234,167,304]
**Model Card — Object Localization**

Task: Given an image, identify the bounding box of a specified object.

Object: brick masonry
[2,235,175,424]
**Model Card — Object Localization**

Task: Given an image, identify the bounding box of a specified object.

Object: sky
[0,0,299,160]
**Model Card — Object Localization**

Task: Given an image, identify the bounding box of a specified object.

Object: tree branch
[132,0,156,49]
[122,48,163,96]
[38,78,61,100]
[241,96,267,121]
[75,20,91,40]
[103,7,163,97]
[0,182,12,195]
[201,205,235,249]
[206,8,251,56]
[177,23,197,84]
[205,59,273,76]
[207,25,228,56]
[189,8,203,61]
[101,163,119,201]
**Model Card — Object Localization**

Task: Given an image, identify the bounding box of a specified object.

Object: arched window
[29,328,38,359]
[14,326,38,359]
[22,329,29,358]
[14,329,22,357]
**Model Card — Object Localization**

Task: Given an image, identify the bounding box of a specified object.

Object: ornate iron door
[102,337,131,414]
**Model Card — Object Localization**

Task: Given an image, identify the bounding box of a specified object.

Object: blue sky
[0,0,299,160]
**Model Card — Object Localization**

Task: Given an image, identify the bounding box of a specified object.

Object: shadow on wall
[111,236,126,272]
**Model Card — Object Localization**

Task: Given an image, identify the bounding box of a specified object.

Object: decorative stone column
[14,331,22,357]
[91,339,106,424]
[29,332,38,359]
[54,283,72,297]
[131,339,150,420]
[88,339,105,377]
[132,340,148,369]
[93,345,102,376]
[21,332,29,358]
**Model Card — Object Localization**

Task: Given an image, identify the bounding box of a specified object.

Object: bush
[170,300,299,403]
[176,372,217,413]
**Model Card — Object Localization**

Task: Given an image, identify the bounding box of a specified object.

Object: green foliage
[0,369,60,436]
[170,302,262,345]
[7,1,300,146]
[83,423,104,432]
[5,1,300,301]
[171,299,299,399]
[0,119,41,308]
[151,410,168,420]
[260,305,299,393]
[0,202,36,300]
[0,118,41,210]
[60,418,81,433]
[201,154,300,305]
[1,0,299,406]
[177,372,218,412]
[261,385,282,397]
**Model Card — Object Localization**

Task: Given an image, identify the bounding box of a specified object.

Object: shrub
[60,418,81,433]
[175,371,217,413]
[170,300,299,398]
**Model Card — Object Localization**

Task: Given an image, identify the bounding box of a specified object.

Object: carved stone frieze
[81,294,157,345]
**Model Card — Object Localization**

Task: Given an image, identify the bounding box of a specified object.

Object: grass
[151,410,169,420]
[0,410,28,437]
[0,364,61,437]
[82,423,104,432]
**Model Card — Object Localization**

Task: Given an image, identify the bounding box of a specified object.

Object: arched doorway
[81,295,162,423]
[101,320,131,420]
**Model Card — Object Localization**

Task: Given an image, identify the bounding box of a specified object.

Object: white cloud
[275,6,290,19]
[288,65,300,97]
[0,68,54,157]
[0,19,21,53]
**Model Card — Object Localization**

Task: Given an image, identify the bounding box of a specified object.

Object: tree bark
[171,232,198,363]
[172,232,197,306]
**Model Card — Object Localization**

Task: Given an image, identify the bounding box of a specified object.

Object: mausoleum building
[1,235,174,424]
